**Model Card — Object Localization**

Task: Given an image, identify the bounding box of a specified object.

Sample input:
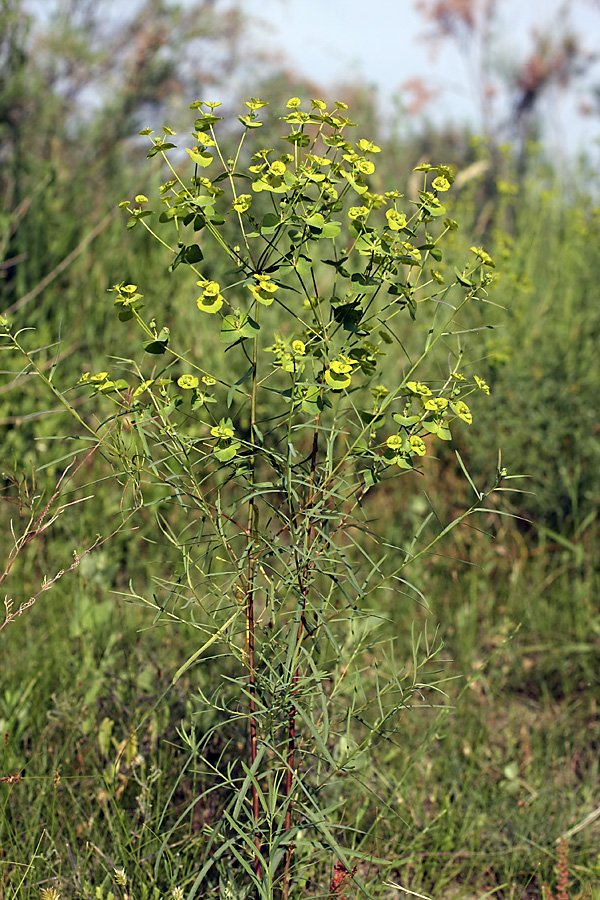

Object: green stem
[282,377,324,899]
[244,304,261,879]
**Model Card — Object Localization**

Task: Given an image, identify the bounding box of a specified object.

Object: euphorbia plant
[1,95,509,899]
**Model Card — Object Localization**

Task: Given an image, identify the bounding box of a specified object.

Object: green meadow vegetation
[1,2,599,899]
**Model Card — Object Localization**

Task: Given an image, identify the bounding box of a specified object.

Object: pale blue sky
[30,0,600,155]
[240,0,600,155]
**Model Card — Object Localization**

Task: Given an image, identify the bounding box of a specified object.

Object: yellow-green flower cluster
[250,151,290,193]
[403,379,473,426]
[233,193,252,213]
[470,246,496,267]
[247,274,279,307]
[383,431,427,469]
[265,336,307,373]
[405,381,431,397]
[177,374,199,390]
[197,280,224,313]
[377,373,483,470]
[324,356,357,390]
[348,206,370,220]
[211,422,234,440]
[210,417,241,462]
[451,400,472,424]
[385,209,407,231]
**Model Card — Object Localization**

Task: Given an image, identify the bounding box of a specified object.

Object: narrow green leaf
[171,610,239,684]
[146,141,176,158]
[226,364,254,408]
[454,266,474,287]
[455,450,482,499]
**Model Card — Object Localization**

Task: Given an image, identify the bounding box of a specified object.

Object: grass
[1,486,598,898]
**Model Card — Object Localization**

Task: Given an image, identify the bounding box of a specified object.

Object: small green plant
[1,96,512,899]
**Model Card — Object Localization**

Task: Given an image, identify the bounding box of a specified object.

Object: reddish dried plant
[414,0,596,139]
[513,30,586,120]
[416,0,497,49]
[400,77,436,115]
[328,861,357,900]
[543,839,570,900]
[0,772,22,785]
